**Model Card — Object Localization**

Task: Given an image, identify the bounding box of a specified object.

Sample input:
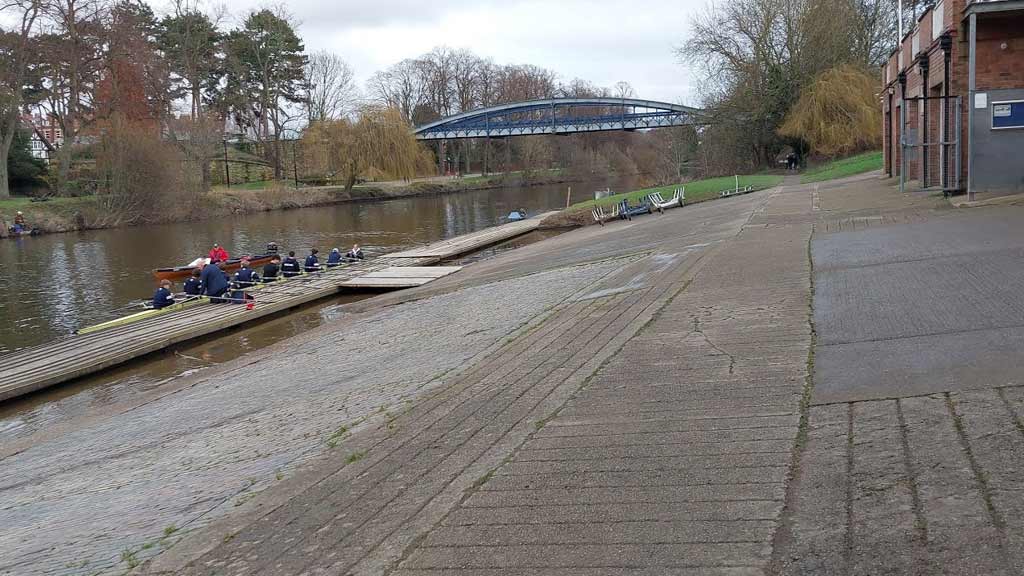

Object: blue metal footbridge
[413,98,703,140]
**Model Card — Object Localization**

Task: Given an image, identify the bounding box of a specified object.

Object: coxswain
[183,268,203,295]
[233,257,260,288]
[262,256,281,282]
[281,251,302,278]
[208,243,229,263]
[153,279,176,309]
[304,248,320,272]
[201,261,230,303]
[326,248,343,267]
[345,244,365,260]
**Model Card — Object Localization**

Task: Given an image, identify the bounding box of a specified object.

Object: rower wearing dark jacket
[304,249,320,272]
[281,251,301,277]
[326,248,342,267]
[153,280,175,309]
[262,256,281,282]
[232,258,260,288]
[200,261,230,303]
[345,244,364,260]
[183,268,203,295]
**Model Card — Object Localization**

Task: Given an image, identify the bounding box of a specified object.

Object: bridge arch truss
[413,98,703,140]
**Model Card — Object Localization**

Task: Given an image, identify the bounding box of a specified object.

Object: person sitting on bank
[304,248,320,272]
[201,261,230,303]
[183,268,203,295]
[262,256,281,282]
[12,211,27,233]
[233,257,260,288]
[281,251,302,277]
[326,248,343,267]
[345,244,364,260]
[208,243,229,263]
[153,279,176,309]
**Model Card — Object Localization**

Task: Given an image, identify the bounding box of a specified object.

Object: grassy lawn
[801,151,882,184]
[570,174,785,210]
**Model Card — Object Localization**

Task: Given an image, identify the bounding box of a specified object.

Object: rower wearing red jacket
[208,243,229,263]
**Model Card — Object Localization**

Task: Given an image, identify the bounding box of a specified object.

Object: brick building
[882,0,1024,197]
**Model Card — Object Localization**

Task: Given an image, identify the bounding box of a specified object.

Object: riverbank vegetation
[801,151,883,184]
[680,0,905,172]
[543,174,784,227]
[1,0,699,228]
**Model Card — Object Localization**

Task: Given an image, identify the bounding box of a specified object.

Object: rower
[208,243,229,263]
[326,248,343,267]
[232,257,260,288]
[153,280,176,309]
[345,244,365,260]
[262,256,281,282]
[201,261,230,303]
[304,248,320,272]
[265,241,279,255]
[281,251,302,278]
[183,268,203,295]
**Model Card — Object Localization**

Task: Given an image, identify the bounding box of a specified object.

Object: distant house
[21,114,64,163]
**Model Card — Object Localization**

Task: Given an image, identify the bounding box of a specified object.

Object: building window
[932,1,945,40]
[912,31,921,56]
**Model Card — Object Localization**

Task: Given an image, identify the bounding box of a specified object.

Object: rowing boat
[76,296,209,335]
[152,253,277,282]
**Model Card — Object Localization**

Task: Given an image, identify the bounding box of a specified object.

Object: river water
[0,177,634,436]
[0,177,633,354]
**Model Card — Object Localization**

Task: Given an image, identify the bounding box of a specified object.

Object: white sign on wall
[975,93,988,109]
[994,104,1012,117]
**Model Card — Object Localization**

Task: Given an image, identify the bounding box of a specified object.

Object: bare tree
[0,0,44,198]
[367,59,425,124]
[37,0,109,193]
[304,50,357,123]
[613,81,635,100]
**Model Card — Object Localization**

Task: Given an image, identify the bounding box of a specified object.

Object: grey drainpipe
[968,12,977,199]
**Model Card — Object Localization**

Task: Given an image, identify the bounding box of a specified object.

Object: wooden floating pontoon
[0,214,555,402]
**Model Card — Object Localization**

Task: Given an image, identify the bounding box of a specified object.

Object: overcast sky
[218,0,705,106]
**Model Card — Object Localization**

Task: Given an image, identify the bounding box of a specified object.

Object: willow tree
[304,106,432,190]
[779,65,882,157]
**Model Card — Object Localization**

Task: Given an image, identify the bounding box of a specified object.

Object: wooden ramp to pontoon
[0,214,553,402]
[386,212,557,259]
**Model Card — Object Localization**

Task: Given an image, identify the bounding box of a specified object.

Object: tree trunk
[0,113,17,199]
[0,151,10,199]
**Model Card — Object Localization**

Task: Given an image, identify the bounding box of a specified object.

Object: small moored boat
[507,208,527,221]
[152,253,276,282]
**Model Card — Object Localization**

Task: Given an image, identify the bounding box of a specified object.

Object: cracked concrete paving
[775,176,1024,576]
[8,170,1024,576]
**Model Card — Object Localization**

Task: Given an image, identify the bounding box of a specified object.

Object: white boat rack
[648,187,685,213]
[591,203,621,226]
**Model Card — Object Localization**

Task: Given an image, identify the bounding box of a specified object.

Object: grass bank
[801,151,882,184]
[543,174,784,227]
[0,170,573,238]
